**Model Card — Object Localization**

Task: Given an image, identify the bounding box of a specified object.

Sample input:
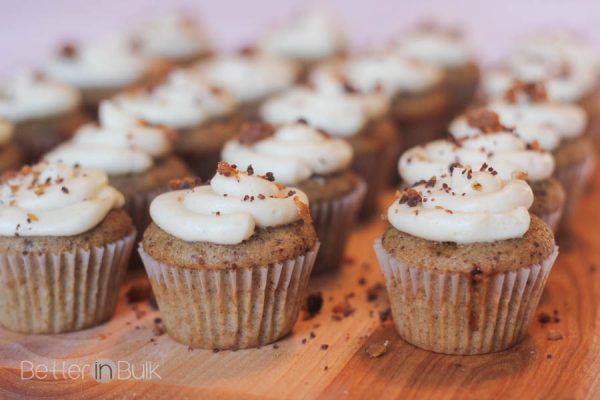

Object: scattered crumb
[310,331,316,339]
[148,296,159,311]
[358,277,366,286]
[97,333,107,340]
[324,366,328,371]
[188,346,194,352]
[379,308,392,323]
[332,301,355,320]
[547,354,553,359]
[547,330,563,341]
[366,283,386,302]
[343,256,355,266]
[365,340,389,358]
[303,292,323,320]
[302,338,307,344]
[320,344,329,350]
[591,264,597,273]
[273,344,279,349]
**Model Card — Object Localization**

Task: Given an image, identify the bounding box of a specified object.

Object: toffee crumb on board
[303,292,323,320]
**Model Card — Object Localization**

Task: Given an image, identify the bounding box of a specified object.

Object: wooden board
[1,165,600,400]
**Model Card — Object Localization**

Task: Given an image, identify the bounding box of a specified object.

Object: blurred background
[1,0,600,74]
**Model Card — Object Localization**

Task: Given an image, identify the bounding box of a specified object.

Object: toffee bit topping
[472,182,483,192]
[26,213,39,223]
[504,80,548,103]
[168,176,205,190]
[479,162,489,172]
[296,118,308,125]
[425,176,436,188]
[293,196,312,226]
[526,140,542,151]
[341,76,359,94]
[398,188,422,208]
[216,161,239,178]
[449,161,463,174]
[512,171,529,180]
[59,42,78,59]
[465,108,509,133]
[246,165,254,176]
[237,122,275,145]
[264,172,275,182]
[61,186,69,194]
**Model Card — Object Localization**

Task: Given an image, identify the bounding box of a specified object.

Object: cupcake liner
[353,140,398,219]
[138,242,320,350]
[555,155,596,230]
[536,206,563,235]
[0,230,136,334]
[374,239,558,355]
[311,179,366,274]
[123,186,168,235]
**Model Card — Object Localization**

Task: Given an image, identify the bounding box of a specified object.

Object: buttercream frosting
[149,162,309,244]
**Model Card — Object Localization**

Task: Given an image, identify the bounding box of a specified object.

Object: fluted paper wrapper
[123,186,168,235]
[139,242,320,350]
[537,206,563,235]
[555,156,595,230]
[0,231,136,334]
[311,180,366,274]
[374,239,558,355]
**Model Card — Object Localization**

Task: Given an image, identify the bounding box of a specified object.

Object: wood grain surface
[0,163,599,400]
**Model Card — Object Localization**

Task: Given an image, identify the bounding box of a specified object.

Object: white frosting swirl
[0,72,81,122]
[132,12,211,60]
[397,27,473,67]
[261,87,367,137]
[399,134,555,184]
[487,102,587,151]
[196,53,299,102]
[46,35,148,89]
[150,164,309,244]
[388,168,534,243]
[0,119,14,147]
[45,101,171,175]
[260,8,344,61]
[0,162,125,237]
[309,63,390,119]
[115,69,235,129]
[340,51,442,97]
[222,123,353,184]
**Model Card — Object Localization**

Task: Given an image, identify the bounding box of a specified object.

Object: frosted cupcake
[398,107,564,232]
[332,50,448,154]
[195,50,299,119]
[45,100,189,233]
[222,121,365,273]
[485,82,594,229]
[114,68,239,179]
[46,35,149,113]
[259,8,345,77]
[261,86,397,217]
[395,21,479,114]
[0,162,135,333]
[374,167,558,354]
[139,162,319,349]
[131,11,212,69]
[0,119,24,172]
[0,71,87,162]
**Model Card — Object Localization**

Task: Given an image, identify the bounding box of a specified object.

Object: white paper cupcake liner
[310,179,366,274]
[139,242,320,350]
[555,155,596,230]
[0,230,136,334]
[374,239,558,355]
[537,206,563,235]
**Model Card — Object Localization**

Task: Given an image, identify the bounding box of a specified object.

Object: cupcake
[394,21,479,114]
[0,119,24,172]
[374,167,558,354]
[195,49,300,119]
[482,46,600,144]
[0,71,87,162]
[45,35,149,113]
[397,106,564,232]
[332,50,448,155]
[222,121,365,273]
[139,162,319,349]
[485,82,594,229]
[259,7,345,77]
[260,86,397,217]
[0,162,135,333]
[45,100,190,234]
[130,11,212,70]
[113,68,240,179]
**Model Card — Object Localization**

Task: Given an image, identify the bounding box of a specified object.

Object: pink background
[1,0,600,74]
